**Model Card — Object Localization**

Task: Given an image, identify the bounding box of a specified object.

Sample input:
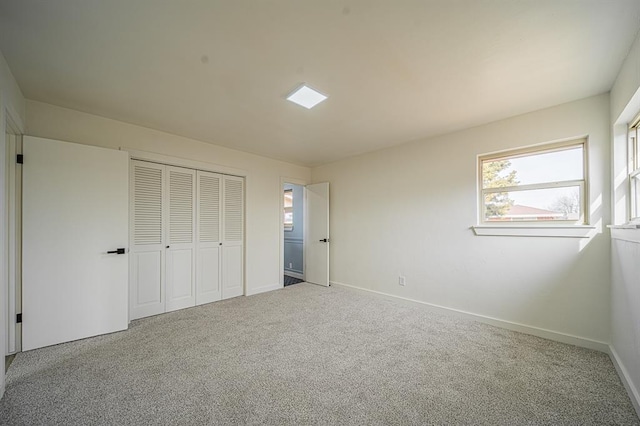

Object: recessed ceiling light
[286,84,328,109]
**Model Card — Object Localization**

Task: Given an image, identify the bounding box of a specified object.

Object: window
[628,115,640,223]
[284,189,293,230]
[479,139,587,224]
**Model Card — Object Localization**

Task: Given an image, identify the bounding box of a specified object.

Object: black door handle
[319,238,329,243]
[107,248,126,254]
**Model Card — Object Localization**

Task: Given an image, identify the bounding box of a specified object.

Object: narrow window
[284,189,294,230]
[629,116,640,222]
[479,139,588,224]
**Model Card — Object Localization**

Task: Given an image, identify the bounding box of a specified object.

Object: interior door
[305,182,329,286]
[22,136,129,351]
[165,166,196,312]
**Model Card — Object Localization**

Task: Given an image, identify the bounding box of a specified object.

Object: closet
[130,160,244,320]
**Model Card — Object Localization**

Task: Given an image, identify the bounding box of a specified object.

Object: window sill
[472,224,597,238]
[609,225,640,243]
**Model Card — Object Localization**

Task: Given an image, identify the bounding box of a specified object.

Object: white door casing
[22,136,129,351]
[305,182,329,287]
[196,171,222,305]
[130,161,165,320]
[222,175,244,299]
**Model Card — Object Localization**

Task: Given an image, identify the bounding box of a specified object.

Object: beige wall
[312,94,611,344]
[25,100,311,296]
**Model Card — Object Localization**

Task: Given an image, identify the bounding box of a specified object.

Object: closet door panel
[222,176,244,300]
[166,166,196,312]
[223,245,243,299]
[130,161,165,320]
[196,171,223,305]
[167,249,193,299]
[134,252,162,305]
[198,247,221,302]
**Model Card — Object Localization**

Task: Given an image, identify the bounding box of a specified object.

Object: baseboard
[330,281,609,353]
[284,271,304,280]
[608,345,640,418]
[246,283,282,296]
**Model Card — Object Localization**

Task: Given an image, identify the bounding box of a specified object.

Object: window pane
[284,190,293,208]
[634,132,639,170]
[484,186,581,222]
[483,146,583,189]
[284,209,293,225]
[632,175,640,220]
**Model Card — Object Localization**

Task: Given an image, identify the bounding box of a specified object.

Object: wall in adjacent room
[312,94,611,346]
[25,100,311,297]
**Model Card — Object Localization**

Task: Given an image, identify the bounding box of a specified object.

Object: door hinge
[16,313,22,323]
[16,154,23,164]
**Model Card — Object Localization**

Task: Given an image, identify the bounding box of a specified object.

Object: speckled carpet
[1,284,638,425]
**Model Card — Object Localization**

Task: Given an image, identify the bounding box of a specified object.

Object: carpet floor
[0,284,638,425]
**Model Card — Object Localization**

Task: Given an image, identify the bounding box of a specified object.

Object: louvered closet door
[222,176,244,299]
[130,161,166,320]
[166,166,197,312]
[196,171,222,305]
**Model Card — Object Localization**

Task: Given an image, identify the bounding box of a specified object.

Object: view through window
[284,189,293,230]
[479,139,587,223]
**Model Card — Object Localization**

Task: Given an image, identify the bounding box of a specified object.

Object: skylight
[286,84,328,109]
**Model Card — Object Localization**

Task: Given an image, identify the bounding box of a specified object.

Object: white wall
[25,100,311,297]
[312,94,611,345]
[609,29,640,415]
[0,50,26,399]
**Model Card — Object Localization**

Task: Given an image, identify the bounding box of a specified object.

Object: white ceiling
[1,1,639,167]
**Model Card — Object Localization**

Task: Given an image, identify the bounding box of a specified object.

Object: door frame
[124,148,248,300]
[5,111,23,355]
[279,176,309,288]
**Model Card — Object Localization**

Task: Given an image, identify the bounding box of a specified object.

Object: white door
[305,182,329,287]
[196,171,222,305]
[22,136,129,351]
[222,176,244,299]
[165,166,196,312]
[130,160,165,320]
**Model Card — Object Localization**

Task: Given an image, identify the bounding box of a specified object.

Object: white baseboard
[608,346,640,418]
[246,283,282,296]
[330,281,609,353]
[284,271,304,280]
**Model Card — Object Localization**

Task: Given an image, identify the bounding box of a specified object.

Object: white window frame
[628,114,640,224]
[478,138,589,226]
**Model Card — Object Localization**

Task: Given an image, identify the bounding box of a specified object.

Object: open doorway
[283,183,305,286]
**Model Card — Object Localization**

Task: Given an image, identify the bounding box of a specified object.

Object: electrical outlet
[288,263,292,268]
[399,275,406,286]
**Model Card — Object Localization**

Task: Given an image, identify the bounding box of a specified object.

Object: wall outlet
[288,263,292,269]
[399,275,406,286]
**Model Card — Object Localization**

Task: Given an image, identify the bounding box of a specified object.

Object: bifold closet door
[222,176,244,299]
[196,171,222,305]
[165,166,196,312]
[130,161,165,320]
